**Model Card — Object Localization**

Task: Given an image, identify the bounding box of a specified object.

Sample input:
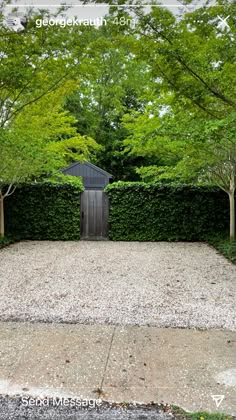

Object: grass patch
[207,235,236,263]
[0,236,16,249]
[172,406,233,420]
[185,413,231,420]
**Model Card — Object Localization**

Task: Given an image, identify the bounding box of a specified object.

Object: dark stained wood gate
[80,190,109,240]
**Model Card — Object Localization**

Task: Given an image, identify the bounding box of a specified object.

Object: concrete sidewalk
[0,322,236,416]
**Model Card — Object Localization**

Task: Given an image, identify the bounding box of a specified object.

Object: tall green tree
[0,11,100,237]
[123,0,236,239]
[65,16,158,180]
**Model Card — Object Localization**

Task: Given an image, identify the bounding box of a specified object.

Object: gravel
[0,241,235,330]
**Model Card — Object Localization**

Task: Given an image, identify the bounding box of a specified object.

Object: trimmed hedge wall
[4,182,83,240]
[105,182,230,241]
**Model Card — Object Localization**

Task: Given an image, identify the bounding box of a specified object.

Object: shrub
[105,182,229,241]
[0,236,15,249]
[208,235,236,263]
[4,180,83,240]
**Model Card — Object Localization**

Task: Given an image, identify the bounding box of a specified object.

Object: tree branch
[1,73,69,127]
[145,21,236,110]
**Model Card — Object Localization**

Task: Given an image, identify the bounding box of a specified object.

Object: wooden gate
[80,190,109,240]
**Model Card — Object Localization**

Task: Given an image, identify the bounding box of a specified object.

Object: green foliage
[122,2,236,193]
[64,18,154,181]
[0,84,99,191]
[0,236,15,249]
[44,173,84,188]
[208,235,236,264]
[4,182,83,240]
[172,405,232,420]
[120,1,236,240]
[184,412,231,420]
[0,11,79,129]
[105,182,229,241]
[186,416,230,420]
[0,13,99,204]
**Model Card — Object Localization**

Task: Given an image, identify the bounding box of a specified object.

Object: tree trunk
[0,194,4,238]
[228,190,235,242]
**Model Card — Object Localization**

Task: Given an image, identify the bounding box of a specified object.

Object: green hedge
[4,181,83,240]
[105,182,230,241]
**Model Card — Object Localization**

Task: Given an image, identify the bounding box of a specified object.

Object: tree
[0,8,78,128]
[64,14,157,180]
[0,83,99,237]
[0,6,102,237]
[123,0,236,240]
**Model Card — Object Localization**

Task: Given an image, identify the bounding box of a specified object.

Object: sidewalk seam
[100,326,116,391]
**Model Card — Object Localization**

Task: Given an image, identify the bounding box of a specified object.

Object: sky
[4,1,214,21]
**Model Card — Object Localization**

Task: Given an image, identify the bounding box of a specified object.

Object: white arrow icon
[217,16,230,31]
[211,395,225,408]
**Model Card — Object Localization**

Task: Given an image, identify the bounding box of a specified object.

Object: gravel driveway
[0,241,235,330]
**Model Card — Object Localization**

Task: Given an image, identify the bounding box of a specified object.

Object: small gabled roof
[63,161,113,178]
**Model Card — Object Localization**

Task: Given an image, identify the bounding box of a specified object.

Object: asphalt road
[0,398,175,420]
